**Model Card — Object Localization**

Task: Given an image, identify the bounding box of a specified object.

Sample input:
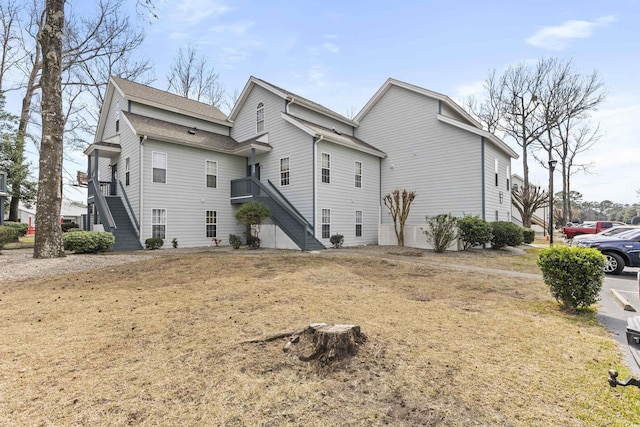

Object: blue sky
[64,0,640,204]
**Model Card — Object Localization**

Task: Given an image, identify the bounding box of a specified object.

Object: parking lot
[597,267,640,375]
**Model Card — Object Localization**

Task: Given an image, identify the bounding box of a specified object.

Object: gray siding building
[84,75,517,251]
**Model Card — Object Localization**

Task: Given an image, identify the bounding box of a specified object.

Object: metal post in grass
[548,159,557,245]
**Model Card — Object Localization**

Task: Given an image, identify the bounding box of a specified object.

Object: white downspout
[139,135,147,246]
[313,134,323,238]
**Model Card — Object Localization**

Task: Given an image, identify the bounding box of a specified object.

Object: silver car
[571,225,639,247]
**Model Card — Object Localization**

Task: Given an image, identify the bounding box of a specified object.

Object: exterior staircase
[231,176,325,251]
[105,196,143,251]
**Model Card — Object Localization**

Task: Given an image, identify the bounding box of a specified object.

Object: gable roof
[122,111,271,156]
[228,76,357,127]
[281,112,386,158]
[111,76,228,123]
[356,78,518,159]
[355,78,482,128]
[437,114,519,159]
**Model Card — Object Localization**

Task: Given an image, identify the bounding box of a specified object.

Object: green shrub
[330,234,344,249]
[245,234,261,249]
[234,201,271,249]
[458,215,492,250]
[423,214,458,252]
[145,237,163,250]
[522,228,535,244]
[490,221,523,249]
[229,234,242,250]
[0,225,17,251]
[61,221,79,232]
[67,227,85,233]
[537,246,606,312]
[3,221,26,242]
[63,231,115,254]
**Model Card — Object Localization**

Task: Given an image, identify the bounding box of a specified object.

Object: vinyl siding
[288,103,355,136]
[356,85,483,225]
[140,139,246,247]
[111,126,141,229]
[130,103,231,135]
[315,141,380,246]
[484,142,512,222]
[100,89,126,140]
[232,86,315,222]
[440,102,473,125]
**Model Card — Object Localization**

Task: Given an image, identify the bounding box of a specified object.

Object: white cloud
[455,80,484,99]
[324,34,338,39]
[163,0,232,26]
[526,16,616,51]
[307,65,326,86]
[323,42,340,54]
[210,22,254,36]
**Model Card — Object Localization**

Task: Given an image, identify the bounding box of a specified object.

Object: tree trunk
[283,323,367,365]
[34,0,64,259]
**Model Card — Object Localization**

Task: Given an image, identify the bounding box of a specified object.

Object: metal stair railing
[232,176,323,250]
[88,178,117,233]
[118,180,139,236]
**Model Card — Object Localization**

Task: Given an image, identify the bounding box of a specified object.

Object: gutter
[313,134,324,236]
[139,134,147,247]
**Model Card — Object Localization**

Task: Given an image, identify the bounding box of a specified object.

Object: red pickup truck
[562,221,626,239]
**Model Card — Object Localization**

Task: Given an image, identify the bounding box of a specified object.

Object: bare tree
[383,189,416,247]
[5,0,151,219]
[167,45,225,108]
[34,0,64,258]
[0,0,26,93]
[533,60,605,226]
[511,185,549,230]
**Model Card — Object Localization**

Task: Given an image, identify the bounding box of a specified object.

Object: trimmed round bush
[229,234,242,249]
[145,237,163,250]
[0,225,18,251]
[537,246,605,312]
[63,231,115,254]
[522,227,535,244]
[490,221,524,249]
[458,215,492,250]
[3,221,27,242]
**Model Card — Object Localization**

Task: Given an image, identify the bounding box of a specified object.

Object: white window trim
[321,152,330,184]
[280,156,290,187]
[321,208,331,239]
[205,160,218,189]
[151,208,167,240]
[355,161,362,189]
[355,210,363,237]
[256,102,264,134]
[152,151,167,184]
[206,210,217,238]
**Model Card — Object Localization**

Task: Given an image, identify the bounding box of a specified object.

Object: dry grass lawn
[1,249,639,426]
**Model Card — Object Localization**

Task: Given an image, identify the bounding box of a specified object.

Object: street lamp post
[548,159,558,245]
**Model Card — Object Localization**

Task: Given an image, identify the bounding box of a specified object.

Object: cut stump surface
[283,323,367,365]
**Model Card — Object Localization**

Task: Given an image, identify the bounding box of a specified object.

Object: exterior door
[110,163,117,195]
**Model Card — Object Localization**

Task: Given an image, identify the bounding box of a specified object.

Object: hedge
[490,221,523,249]
[62,231,115,254]
[537,246,605,312]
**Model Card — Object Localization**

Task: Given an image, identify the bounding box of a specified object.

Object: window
[355,210,363,237]
[152,151,167,183]
[152,209,166,239]
[495,210,499,221]
[206,210,217,238]
[322,209,330,239]
[494,158,499,187]
[256,102,264,133]
[280,157,290,186]
[115,101,120,132]
[125,157,130,186]
[506,165,510,190]
[206,160,218,188]
[321,153,330,184]
[355,161,362,188]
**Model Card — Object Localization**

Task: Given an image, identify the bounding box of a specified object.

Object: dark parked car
[578,229,640,274]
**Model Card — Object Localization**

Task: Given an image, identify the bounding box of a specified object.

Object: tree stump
[283,323,367,365]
